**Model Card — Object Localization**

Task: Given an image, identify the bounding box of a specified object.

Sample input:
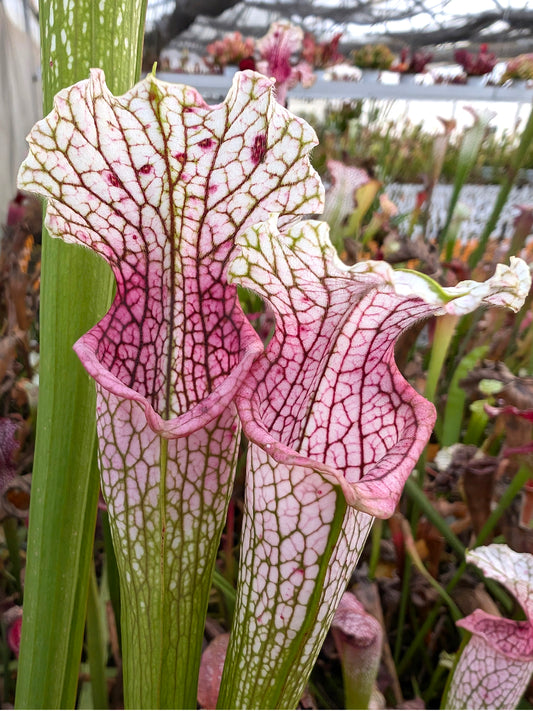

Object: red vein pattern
[17,69,323,704]
[447,544,533,709]
[221,219,530,707]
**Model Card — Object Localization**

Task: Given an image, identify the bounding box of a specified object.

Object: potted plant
[205,31,255,73]
[392,48,433,83]
[255,21,315,105]
[454,43,497,85]
[501,54,533,87]
[302,31,344,73]
[351,43,394,81]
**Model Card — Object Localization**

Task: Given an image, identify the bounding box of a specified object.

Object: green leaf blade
[15,2,147,707]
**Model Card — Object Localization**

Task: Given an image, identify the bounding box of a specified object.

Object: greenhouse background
[2,0,533,222]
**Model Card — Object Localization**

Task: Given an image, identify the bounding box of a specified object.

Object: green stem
[424,314,459,406]
[444,214,468,262]
[463,400,490,446]
[469,104,533,268]
[212,569,236,619]
[441,345,489,447]
[3,518,22,598]
[405,477,512,609]
[475,463,531,545]
[424,656,449,705]
[405,478,465,558]
[439,115,490,251]
[405,538,462,622]
[397,315,459,662]
[368,518,383,580]
[393,560,412,665]
[223,499,236,585]
[412,312,458,508]
[398,465,530,676]
[1,623,12,705]
[86,563,108,710]
[102,512,121,646]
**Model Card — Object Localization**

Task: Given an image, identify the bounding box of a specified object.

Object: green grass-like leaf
[441,345,489,446]
[15,2,147,707]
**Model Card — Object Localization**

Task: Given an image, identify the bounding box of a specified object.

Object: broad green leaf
[15,2,147,708]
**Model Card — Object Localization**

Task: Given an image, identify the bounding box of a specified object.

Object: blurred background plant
[305,100,532,187]
[454,43,498,76]
[392,47,434,74]
[255,20,315,104]
[351,42,395,70]
[204,30,255,71]
[301,31,345,69]
[502,53,533,83]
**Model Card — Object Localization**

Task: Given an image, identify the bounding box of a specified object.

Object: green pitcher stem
[110,428,237,709]
[265,493,349,709]
[219,491,351,710]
